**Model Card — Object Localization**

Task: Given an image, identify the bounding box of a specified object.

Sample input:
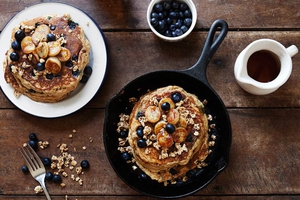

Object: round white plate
[0,2,108,118]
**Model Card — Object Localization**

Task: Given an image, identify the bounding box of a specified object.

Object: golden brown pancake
[3,13,90,102]
[126,85,210,183]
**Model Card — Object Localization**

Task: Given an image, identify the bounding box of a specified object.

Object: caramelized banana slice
[21,36,36,54]
[167,108,180,125]
[36,42,49,59]
[145,106,161,123]
[177,116,188,128]
[32,24,50,45]
[57,47,71,62]
[154,121,167,134]
[172,127,188,143]
[159,98,175,111]
[48,41,62,56]
[45,57,61,75]
[157,131,173,148]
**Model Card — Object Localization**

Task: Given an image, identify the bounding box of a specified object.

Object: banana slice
[145,106,161,123]
[177,116,188,128]
[159,98,175,111]
[48,41,62,57]
[21,36,36,54]
[154,121,167,134]
[36,42,49,59]
[45,57,61,75]
[157,131,173,148]
[57,47,71,62]
[166,108,180,125]
[172,127,188,143]
[32,24,50,46]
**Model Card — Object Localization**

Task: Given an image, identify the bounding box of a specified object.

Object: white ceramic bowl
[147,0,197,42]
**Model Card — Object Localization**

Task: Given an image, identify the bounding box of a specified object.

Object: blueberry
[50,25,56,31]
[172,92,183,103]
[170,24,176,31]
[150,17,158,27]
[14,30,25,42]
[46,74,54,80]
[185,134,193,142]
[137,139,147,148]
[184,9,192,18]
[154,3,164,12]
[184,18,193,27]
[158,12,164,20]
[175,19,183,28]
[166,17,173,25]
[80,75,89,83]
[186,169,196,178]
[81,160,90,169]
[68,21,78,30]
[45,172,53,181]
[72,54,78,61]
[84,66,93,76]
[118,130,128,138]
[42,157,52,167]
[21,165,29,173]
[72,69,80,77]
[121,152,132,161]
[157,20,166,30]
[165,30,172,37]
[28,140,38,151]
[52,174,62,183]
[163,1,171,10]
[138,173,147,180]
[47,33,56,41]
[136,126,144,138]
[179,3,188,11]
[169,11,178,19]
[171,1,179,9]
[151,12,159,19]
[29,133,38,141]
[175,28,183,36]
[161,102,170,111]
[65,60,73,67]
[35,62,45,71]
[166,124,175,133]
[11,40,21,50]
[10,52,19,61]
[181,25,189,33]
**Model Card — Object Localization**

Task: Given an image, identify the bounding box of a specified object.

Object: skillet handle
[184,19,228,85]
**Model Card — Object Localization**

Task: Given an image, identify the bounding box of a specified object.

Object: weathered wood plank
[0,108,299,196]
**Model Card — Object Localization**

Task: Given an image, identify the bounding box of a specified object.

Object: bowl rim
[147,0,197,42]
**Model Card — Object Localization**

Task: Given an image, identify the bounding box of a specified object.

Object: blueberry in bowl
[147,0,197,42]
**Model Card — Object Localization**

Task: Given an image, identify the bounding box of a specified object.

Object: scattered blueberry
[65,60,73,67]
[80,160,90,169]
[137,139,147,148]
[161,102,170,111]
[84,66,93,76]
[72,69,80,77]
[47,33,56,41]
[172,92,183,103]
[166,124,175,133]
[185,134,193,142]
[35,62,45,71]
[80,75,88,83]
[11,40,21,50]
[46,74,54,80]
[52,174,62,183]
[138,173,147,180]
[28,140,38,151]
[121,152,132,161]
[29,133,38,141]
[21,165,29,173]
[14,30,26,42]
[150,0,193,38]
[68,20,78,30]
[10,52,20,61]
[136,126,144,138]
[118,130,128,138]
[186,169,196,178]
[50,25,56,31]
[72,54,78,61]
[42,157,52,167]
[45,172,54,181]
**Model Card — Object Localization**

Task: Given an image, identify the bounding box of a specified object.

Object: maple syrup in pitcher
[247,50,281,82]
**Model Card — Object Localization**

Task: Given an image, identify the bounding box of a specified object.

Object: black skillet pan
[103,19,231,198]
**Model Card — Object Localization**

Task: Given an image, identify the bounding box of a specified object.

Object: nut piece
[45,57,61,74]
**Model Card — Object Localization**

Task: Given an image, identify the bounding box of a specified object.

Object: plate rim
[0,2,108,118]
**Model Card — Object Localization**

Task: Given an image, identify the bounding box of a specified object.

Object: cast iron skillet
[104,19,231,198]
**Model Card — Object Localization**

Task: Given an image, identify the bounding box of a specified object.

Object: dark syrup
[247,50,280,82]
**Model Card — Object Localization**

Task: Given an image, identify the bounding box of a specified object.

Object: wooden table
[0,0,299,199]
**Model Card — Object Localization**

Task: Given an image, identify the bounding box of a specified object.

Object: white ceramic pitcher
[234,39,298,95]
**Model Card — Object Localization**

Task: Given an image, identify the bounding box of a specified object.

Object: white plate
[0,2,107,118]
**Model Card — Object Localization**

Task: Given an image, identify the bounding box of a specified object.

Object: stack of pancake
[128,85,210,183]
[3,13,90,102]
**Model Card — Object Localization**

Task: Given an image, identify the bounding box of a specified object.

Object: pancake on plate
[117,85,213,185]
[3,13,90,102]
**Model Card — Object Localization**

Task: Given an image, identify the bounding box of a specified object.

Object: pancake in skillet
[3,13,90,102]
[127,85,210,183]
